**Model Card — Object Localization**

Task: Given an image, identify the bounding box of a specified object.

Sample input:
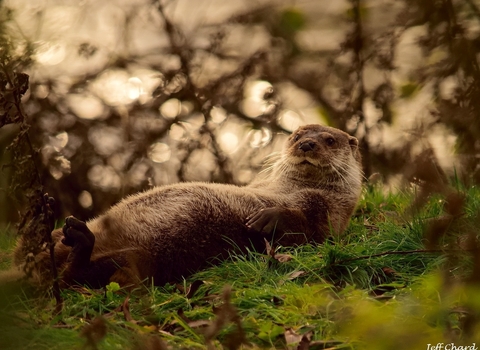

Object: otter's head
[279,124,362,190]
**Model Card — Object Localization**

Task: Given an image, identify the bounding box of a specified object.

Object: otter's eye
[326,137,335,146]
[294,134,300,142]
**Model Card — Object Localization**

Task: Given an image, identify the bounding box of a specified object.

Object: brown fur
[8,124,363,288]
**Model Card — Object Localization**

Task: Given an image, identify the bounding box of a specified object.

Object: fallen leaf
[264,238,275,258]
[285,328,303,347]
[381,267,397,276]
[287,271,306,280]
[264,238,294,264]
[274,253,293,262]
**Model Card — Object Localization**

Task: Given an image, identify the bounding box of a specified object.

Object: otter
[9,124,363,288]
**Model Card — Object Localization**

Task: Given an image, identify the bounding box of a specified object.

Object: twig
[156,1,192,84]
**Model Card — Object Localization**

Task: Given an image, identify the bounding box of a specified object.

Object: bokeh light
[219,131,239,153]
[88,164,121,191]
[67,93,106,120]
[35,41,66,66]
[78,190,93,208]
[240,80,273,118]
[278,110,302,131]
[169,123,187,141]
[149,142,172,163]
[249,128,272,148]
[160,99,182,119]
[211,106,227,123]
[91,69,145,106]
[88,126,124,156]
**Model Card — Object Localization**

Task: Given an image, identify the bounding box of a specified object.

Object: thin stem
[331,248,471,266]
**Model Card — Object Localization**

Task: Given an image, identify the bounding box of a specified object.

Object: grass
[0,225,15,270]
[1,183,480,349]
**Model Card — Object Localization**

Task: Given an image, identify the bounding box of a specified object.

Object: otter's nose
[299,141,315,152]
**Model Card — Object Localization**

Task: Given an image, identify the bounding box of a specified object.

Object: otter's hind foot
[62,216,95,268]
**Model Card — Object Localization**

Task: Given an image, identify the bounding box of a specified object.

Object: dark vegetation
[2,0,480,348]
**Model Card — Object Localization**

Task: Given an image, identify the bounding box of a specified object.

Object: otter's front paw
[62,216,95,248]
[245,207,285,234]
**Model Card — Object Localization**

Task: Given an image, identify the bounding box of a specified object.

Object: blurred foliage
[279,8,306,36]
[0,0,480,223]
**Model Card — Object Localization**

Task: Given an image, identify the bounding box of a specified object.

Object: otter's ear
[348,136,358,151]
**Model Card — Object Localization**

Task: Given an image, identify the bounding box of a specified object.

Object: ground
[1,182,479,349]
